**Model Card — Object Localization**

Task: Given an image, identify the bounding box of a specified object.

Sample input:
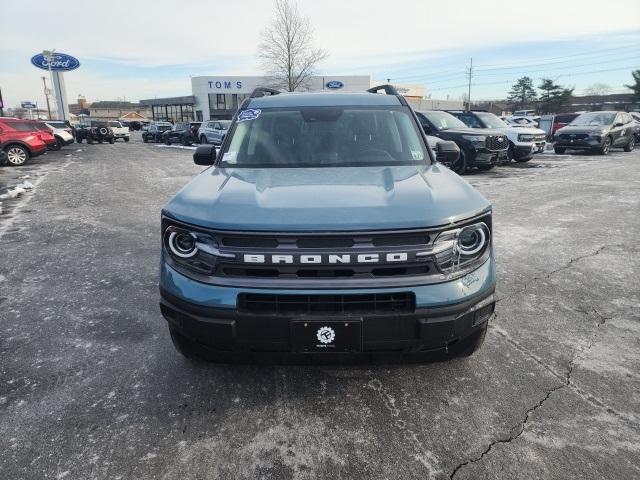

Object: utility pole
[466,58,473,111]
[41,76,52,120]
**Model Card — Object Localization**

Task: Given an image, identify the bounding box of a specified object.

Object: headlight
[163,224,234,274]
[518,134,535,142]
[431,221,491,275]
[462,135,486,143]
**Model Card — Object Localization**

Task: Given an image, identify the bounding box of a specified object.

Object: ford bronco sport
[159,86,496,362]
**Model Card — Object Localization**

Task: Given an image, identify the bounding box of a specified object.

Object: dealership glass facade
[150,104,194,123]
[207,93,250,119]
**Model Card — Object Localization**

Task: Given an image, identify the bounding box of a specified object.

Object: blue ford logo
[30,53,80,72]
[325,80,344,90]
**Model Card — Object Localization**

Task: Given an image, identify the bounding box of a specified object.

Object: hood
[557,125,608,134]
[490,126,544,135]
[440,127,497,136]
[163,165,490,231]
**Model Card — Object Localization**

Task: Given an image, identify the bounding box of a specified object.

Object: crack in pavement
[449,306,626,480]
[495,244,622,304]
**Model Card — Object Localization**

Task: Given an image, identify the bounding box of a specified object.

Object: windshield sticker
[222,152,236,163]
[411,150,424,160]
[237,109,261,122]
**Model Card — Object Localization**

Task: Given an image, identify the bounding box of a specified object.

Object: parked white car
[108,121,130,142]
[449,111,546,162]
[45,121,75,150]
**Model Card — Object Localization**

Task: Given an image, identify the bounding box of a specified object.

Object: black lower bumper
[555,139,601,150]
[159,289,495,359]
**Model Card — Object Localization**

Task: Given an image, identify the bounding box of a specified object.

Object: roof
[247,92,403,108]
[140,96,196,106]
[119,111,149,121]
[90,101,144,109]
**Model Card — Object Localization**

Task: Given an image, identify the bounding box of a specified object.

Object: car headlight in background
[428,221,491,276]
[163,224,234,274]
[462,135,486,144]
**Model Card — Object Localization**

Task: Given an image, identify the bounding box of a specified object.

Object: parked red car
[0,118,48,166]
[552,113,579,137]
[30,121,57,150]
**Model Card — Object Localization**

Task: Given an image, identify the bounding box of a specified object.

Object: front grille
[485,135,508,150]
[238,292,416,315]
[214,231,436,279]
[559,133,588,140]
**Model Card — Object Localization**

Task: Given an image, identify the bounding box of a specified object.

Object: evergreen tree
[625,70,640,101]
[538,78,574,113]
[507,76,537,109]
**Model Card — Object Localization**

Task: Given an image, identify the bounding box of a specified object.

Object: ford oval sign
[325,80,344,90]
[31,53,80,72]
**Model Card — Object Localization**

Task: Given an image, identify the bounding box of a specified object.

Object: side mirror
[193,145,217,165]
[615,122,624,127]
[435,141,460,165]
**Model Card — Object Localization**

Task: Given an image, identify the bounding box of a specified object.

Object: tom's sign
[31,53,80,72]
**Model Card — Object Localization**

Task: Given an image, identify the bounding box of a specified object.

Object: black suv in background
[162,122,202,146]
[75,120,115,144]
[415,110,508,174]
[142,122,173,143]
[554,111,636,155]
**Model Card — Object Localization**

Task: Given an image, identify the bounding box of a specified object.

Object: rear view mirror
[435,141,460,165]
[193,145,217,166]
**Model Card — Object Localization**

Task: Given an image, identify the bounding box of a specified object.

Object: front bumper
[555,138,602,150]
[513,141,545,158]
[159,257,496,357]
[472,148,508,165]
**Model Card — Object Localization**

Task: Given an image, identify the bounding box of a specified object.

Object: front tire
[200,135,208,144]
[124,137,130,143]
[624,136,635,152]
[143,136,148,143]
[514,156,532,163]
[4,145,30,166]
[164,138,171,146]
[476,164,494,171]
[50,137,63,151]
[554,146,566,154]
[599,136,612,155]
[451,148,467,174]
[109,138,115,144]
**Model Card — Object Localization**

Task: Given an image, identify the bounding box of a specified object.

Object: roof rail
[367,84,400,96]
[249,87,281,98]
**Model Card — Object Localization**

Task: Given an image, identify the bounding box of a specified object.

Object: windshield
[420,111,468,130]
[108,121,122,127]
[158,125,171,131]
[221,106,428,168]
[570,112,615,126]
[477,113,508,128]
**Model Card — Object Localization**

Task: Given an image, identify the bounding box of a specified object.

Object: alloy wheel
[6,147,27,165]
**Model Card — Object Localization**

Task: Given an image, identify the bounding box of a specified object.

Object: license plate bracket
[291,320,362,353]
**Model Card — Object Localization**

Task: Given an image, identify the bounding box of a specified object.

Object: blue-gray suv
[197,120,231,145]
[159,86,496,362]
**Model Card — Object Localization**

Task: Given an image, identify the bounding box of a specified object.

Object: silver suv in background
[197,120,231,145]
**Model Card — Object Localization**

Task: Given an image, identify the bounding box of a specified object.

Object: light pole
[41,76,52,119]
[42,49,56,119]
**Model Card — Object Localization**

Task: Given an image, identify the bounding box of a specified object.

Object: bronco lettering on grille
[243,253,410,264]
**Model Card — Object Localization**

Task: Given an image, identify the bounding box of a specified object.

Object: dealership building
[141,75,428,123]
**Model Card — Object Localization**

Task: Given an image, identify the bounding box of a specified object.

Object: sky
[1,0,639,109]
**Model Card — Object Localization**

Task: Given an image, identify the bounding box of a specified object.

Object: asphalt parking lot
[1,133,639,480]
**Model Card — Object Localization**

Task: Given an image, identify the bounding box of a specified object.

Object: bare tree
[258,0,328,92]
[583,83,612,97]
